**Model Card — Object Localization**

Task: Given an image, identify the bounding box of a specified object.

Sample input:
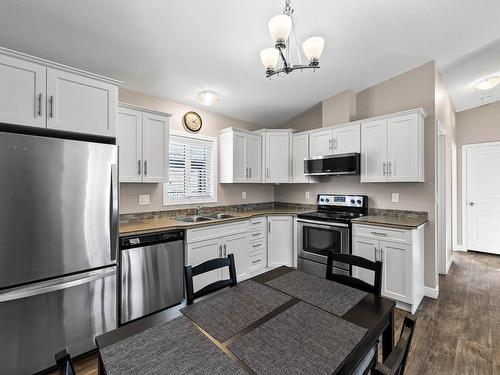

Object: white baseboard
[424,285,439,299]
[446,254,454,273]
[454,245,466,252]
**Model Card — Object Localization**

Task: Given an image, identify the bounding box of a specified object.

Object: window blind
[165,134,216,204]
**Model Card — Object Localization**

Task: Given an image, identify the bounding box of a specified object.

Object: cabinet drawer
[249,217,266,230]
[352,224,412,244]
[249,240,266,255]
[249,252,266,273]
[186,220,249,243]
[249,228,266,241]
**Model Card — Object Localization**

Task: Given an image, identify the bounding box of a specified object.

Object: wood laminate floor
[48,251,500,375]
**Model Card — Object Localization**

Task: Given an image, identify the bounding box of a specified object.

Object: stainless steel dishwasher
[120,230,184,324]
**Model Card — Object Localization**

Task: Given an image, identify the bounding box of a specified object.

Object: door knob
[469,202,475,206]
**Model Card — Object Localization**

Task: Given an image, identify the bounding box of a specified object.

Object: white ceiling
[1,0,500,125]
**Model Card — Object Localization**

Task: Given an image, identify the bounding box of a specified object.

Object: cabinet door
[246,133,262,182]
[292,133,309,183]
[352,237,379,285]
[267,216,293,267]
[223,233,250,281]
[233,132,247,182]
[361,119,387,182]
[0,54,46,128]
[265,132,290,183]
[380,240,412,303]
[187,239,222,293]
[117,107,142,182]
[142,112,169,183]
[46,68,117,136]
[387,113,422,182]
[309,129,333,157]
[332,124,360,155]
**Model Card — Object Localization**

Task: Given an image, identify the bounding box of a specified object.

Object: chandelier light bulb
[196,90,219,106]
[303,36,325,64]
[268,14,292,45]
[260,48,279,71]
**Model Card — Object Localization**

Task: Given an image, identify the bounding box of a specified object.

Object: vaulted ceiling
[1,0,499,125]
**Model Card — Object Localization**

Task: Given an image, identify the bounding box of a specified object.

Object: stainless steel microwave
[304,153,360,176]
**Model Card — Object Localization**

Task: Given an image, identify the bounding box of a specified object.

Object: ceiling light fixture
[474,76,500,91]
[196,90,219,106]
[260,0,325,78]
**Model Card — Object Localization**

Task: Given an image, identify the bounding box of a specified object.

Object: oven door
[297,219,350,270]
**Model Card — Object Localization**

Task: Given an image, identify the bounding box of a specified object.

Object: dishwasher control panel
[120,230,184,249]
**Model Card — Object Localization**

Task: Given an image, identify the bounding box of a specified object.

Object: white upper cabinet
[0,54,46,128]
[46,68,117,137]
[292,133,310,183]
[309,124,360,157]
[262,129,292,183]
[219,128,262,183]
[142,112,169,183]
[116,104,170,183]
[0,48,121,136]
[361,110,426,183]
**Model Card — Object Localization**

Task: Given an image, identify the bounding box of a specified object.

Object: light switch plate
[242,191,247,200]
[305,191,310,199]
[139,194,151,205]
[392,193,400,203]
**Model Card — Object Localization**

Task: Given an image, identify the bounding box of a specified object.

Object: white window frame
[163,131,217,206]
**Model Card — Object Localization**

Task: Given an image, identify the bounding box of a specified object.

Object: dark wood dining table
[95,266,396,375]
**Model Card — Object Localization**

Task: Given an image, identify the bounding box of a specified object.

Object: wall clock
[182,111,203,133]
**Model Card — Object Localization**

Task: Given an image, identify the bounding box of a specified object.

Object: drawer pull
[252,221,262,225]
[252,232,261,237]
[252,244,261,248]
[371,231,388,236]
[252,259,261,264]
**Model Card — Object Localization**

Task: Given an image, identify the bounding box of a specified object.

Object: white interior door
[142,112,169,183]
[117,107,142,182]
[466,143,500,254]
[0,54,46,128]
[361,119,387,182]
[309,129,333,157]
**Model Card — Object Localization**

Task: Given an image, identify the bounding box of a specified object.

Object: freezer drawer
[0,267,117,375]
[121,239,184,324]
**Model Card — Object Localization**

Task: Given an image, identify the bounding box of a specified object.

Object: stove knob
[350,199,355,204]
[325,198,329,202]
[357,199,362,205]
[320,198,324,202]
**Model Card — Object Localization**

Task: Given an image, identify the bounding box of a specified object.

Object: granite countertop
[352,215,428,229]
[119,208,310,236]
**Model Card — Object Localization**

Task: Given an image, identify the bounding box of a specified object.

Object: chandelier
[260,0,325,78]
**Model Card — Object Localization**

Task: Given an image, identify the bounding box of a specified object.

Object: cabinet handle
[333,138,337,150]
[328,139,332,150]
[374,246,378,261]
[383,162,386,176]
[49,95,54,118]
[252,244,261,248]
[138,160,141,175]
[249,167,252,178]
[37,93,42,116]
[144,160,148,175]
[380,248,384,260]
[371,231,388,236]
[252,259,261,264]
[251,232,261,237]
[268,222,271,233]
[219,245,222,257]
[388,162,392,176]
[223,244,227,257]
[266,168,270,179]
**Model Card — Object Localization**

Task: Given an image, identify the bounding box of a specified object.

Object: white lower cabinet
[249,217,267,275]
[187,238,223,293]
[224,233,250,281]
[352,223,425,314]
[267,216,293,268]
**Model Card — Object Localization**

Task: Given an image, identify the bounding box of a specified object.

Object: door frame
[451,143,459,252]
[461,141,500,252]
[436,121,449,275]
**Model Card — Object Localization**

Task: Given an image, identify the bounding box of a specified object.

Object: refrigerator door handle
[0,267,116,302]
[110,164,119,261]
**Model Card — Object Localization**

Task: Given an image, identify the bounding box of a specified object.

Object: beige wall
[285,103,322,132]
[276,61,439,288]
[119,89,274,214]
[456,100,500,247]
[322,90,357,126]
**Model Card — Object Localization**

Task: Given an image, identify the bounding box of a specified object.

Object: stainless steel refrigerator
[0,129,118,374]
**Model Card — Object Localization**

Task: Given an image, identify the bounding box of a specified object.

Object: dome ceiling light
[260,0,325,79]
[196,90,219,106]
[474,76,500,91]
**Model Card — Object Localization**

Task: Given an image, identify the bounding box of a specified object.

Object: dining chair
[353,314,417,375]
[54,349,76,375]
[325,252,383,296]
[184,253,237,305]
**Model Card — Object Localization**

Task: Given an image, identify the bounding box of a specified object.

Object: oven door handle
[297,219,349,228]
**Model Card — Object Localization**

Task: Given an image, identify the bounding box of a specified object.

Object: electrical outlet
[139,194,151,205]
[242,191,247,200]
[392,193,400,203]
[305,191,310,199]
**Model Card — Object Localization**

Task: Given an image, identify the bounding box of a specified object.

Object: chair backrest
[184,253,237,305]
[325,252,382,296]
[374,314,417,375]
[54,349,76,375]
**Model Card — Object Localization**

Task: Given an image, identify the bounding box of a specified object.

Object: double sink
[176,213,236,223]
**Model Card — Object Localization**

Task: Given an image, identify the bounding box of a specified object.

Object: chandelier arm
[276,45,289,70]
[266,68,285,78]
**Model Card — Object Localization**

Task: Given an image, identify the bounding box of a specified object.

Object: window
[164,132,217,205]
